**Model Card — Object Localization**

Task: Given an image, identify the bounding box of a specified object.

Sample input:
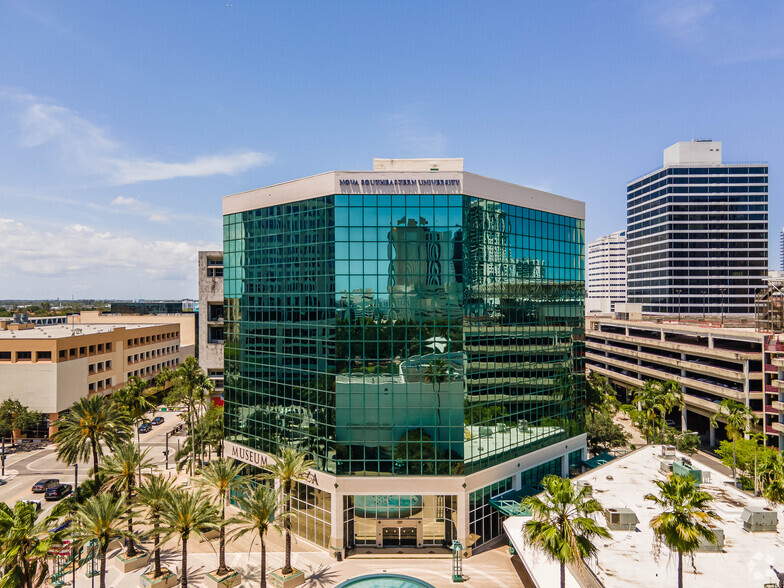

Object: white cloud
[646,1,784,63]
[13,98,272,185]
[386,112,447,157]
[0,218,217,284]
[650,0,715,42]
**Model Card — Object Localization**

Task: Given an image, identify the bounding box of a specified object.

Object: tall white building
[586,230,627,312]
[627,140,768,315]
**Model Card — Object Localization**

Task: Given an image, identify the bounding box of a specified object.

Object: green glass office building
[223,158,586,553]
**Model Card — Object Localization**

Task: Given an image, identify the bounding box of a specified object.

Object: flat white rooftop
[0,323,163,340]
[506,445,784,587]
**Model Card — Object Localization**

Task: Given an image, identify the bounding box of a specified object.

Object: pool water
[335,573,436,588]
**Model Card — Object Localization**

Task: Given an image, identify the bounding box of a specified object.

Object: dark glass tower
[222,159,586,551]
[627,141,768,315]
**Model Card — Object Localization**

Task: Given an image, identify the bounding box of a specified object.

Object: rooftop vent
[605,507,639,531]
[697,523,724,552]
[742,506,778,532]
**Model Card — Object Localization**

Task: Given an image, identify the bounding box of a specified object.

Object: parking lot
[0,407,188,512]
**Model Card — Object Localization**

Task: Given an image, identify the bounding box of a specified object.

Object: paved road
[0,407,189,513]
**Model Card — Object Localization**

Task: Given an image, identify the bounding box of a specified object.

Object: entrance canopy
[489,485,539,516]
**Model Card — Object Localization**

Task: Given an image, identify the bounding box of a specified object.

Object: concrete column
[47,412,59,438]
[744,360,751,407]
[561,454,570,478]
[681,406,687,432]
[708,336,714,349]
[456,490,470,546]
[709,423,716,447]
[330,490,343,552]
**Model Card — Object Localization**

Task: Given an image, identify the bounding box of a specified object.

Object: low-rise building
[505,445,784,587]
[585,315,784,449]
[0,315,184,436]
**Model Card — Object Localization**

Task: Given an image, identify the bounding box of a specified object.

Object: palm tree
[645,474,721,588]
[263,448,316,576]
[659,380,684,435]
[136,474,177,579]
[521,475,610,588]
[101,443,156,557]
[230,484,287,588]
[198,459,248,576]
[169,357,214,476]
[112,376,157,445]
[161,488,218,588]
[52,395,132,487]
[0,500,69,588]
[710,399,757,480]
[634,381,664,443]
[759,449,784,505]
[71,493,129,588]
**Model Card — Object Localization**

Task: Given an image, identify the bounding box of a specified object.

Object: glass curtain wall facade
[223,167,585,551]
[224,194,584,477]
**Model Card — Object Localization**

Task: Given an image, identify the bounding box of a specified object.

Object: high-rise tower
[627,141,768,314]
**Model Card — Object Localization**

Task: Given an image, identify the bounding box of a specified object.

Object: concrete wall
[198,251,224,374]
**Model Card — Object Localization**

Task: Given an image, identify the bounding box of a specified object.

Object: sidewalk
[72,541,524,587]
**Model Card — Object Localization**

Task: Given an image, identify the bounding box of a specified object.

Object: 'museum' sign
[225,441,321,487]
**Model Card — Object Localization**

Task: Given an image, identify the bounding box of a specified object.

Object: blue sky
[1,0,782,299]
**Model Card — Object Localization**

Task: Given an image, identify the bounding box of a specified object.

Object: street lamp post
[165,432,170,470]
[1,437,5,477]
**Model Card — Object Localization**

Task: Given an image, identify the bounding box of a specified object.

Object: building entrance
[382,526,418,547]
[376,519,424,548]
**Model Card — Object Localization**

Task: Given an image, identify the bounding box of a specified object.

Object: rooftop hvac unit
[742,506,778,532]
[672,457,703,484]
[660,460,674,474]
[661,445,676,458]
[696,523,724,552]
[605,507,639,531]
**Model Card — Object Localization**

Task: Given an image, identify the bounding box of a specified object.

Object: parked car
[151,417,164,426]
[138,423,152,434]
[32,479,59,493]
[44,484,72,501]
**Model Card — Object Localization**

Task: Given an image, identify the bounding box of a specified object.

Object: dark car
[44,484,72,501]
[138,423,152,434]
[32,479,59,493]
[151,417,164,426]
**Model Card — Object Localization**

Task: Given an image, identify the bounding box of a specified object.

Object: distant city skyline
[1,1,782,298]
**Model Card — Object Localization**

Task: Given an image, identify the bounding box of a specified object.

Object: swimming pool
[335,573,436,588]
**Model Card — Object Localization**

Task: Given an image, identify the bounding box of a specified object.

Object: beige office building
[0,316,185,437]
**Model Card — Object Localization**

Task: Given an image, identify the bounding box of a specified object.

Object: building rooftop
[0,322,164,340]
[505,445,784,588]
